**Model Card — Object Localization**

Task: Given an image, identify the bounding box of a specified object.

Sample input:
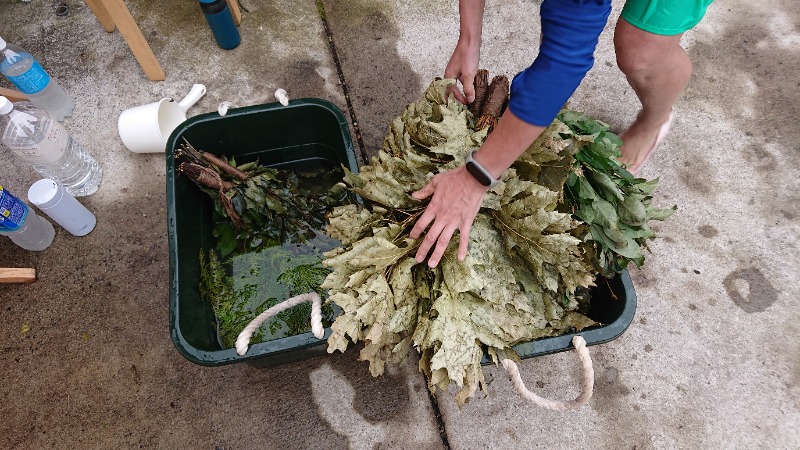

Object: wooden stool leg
[227,0,242,26]
[99,0,166,81]
[0,87,27,102]
[84,0,116,32]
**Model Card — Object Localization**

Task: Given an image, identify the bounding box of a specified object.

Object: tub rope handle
[235,292,324,356]
[500,335,594,410]
[234,294,594,410]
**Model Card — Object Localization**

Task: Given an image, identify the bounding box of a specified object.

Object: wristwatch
[464,150,500,188]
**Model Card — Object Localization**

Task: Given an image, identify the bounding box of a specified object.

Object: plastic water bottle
[0,184,55,251]
[0,36,74,121]
[0,96,102,197]
[199,0,241,49]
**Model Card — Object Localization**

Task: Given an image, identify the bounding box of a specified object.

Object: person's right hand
[409,166,488,268]
[444,41,480,105]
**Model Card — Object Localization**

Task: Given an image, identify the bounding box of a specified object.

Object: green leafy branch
[557,110,677,277]
[175,140,354,258]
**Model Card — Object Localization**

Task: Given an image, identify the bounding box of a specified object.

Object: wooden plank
[100,0,165,81]
[0,87,27,102]
[84,0,116,32]
[0,268,36,283]
[227,0,242,26]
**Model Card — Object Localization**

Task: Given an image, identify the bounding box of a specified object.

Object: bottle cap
[0,96,12,115]
[28,178,64,209]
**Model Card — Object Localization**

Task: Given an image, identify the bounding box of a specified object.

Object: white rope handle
[235,292,324,356]
[236,295,593,410]
[501,335,594,410]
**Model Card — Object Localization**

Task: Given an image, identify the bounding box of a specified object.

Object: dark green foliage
[179,143,353,348]
[199,251,269,348]
[175,142,354,259]
[557,110,677,277]
[199,229,341,347]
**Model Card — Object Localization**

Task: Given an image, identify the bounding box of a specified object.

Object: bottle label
[11,120,68,164]
[0,185,29,231]
[6,59,51,95]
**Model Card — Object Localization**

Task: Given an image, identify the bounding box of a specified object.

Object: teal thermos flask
[199,0,241,49]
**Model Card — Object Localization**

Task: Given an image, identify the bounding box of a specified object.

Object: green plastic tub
[166,98,636,368]
[166,99,358,367]
[481,270,636,365]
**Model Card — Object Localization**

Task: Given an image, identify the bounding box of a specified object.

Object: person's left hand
[443,41,480,106]
[409,166,488,268]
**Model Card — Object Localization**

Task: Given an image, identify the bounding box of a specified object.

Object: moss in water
[201,229,342,348]
[234,233,339,339]
[198,162,352,349]
[200,251,268,348]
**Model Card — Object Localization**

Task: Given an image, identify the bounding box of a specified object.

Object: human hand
[444,41,480,105]
[409,166,488,268]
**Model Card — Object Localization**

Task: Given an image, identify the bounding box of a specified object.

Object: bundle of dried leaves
[321,77,676,406]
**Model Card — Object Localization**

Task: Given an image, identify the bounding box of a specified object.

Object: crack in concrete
[424,374,452,450]
[314,3,450,447]
[316,0,368,165]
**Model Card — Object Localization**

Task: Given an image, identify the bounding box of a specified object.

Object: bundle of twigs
[474,73,510,132]
[174,140,354,256]
[175,140,245,228]
[468,69,490,117]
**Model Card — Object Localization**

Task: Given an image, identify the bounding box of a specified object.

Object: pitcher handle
[177,84,207,112]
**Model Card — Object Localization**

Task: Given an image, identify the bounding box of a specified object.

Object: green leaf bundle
[557,111,677,276]
[177,142,351,347]
[175,141,352,258]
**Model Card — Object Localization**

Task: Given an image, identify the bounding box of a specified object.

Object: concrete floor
[1,0,798,448]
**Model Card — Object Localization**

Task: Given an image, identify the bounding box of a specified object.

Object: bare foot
[618,110,673,173]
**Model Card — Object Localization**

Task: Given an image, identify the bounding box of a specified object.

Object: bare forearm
[458,0,486,47]
[472,110,546,179]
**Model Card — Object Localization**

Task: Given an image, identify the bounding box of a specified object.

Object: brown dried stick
[176,140,208,166]
[202,152,249,181]
[179,139,249,181]
[476,75,510,132]
[469,69,489,117]
[179,162,244,229]
[179,163,234,192]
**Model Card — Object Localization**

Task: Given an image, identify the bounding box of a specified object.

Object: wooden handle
[0,268,37,283]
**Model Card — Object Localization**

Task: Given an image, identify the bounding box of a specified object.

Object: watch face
[466,161,492,186]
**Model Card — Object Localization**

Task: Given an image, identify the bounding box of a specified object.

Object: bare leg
[614,19,692,172]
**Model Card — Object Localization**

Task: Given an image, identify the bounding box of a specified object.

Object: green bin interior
[167,99,357,367]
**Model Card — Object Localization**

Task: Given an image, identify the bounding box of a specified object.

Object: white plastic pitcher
[118,84,206,153]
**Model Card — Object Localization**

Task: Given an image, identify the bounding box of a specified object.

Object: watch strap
[464,150,500,188]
